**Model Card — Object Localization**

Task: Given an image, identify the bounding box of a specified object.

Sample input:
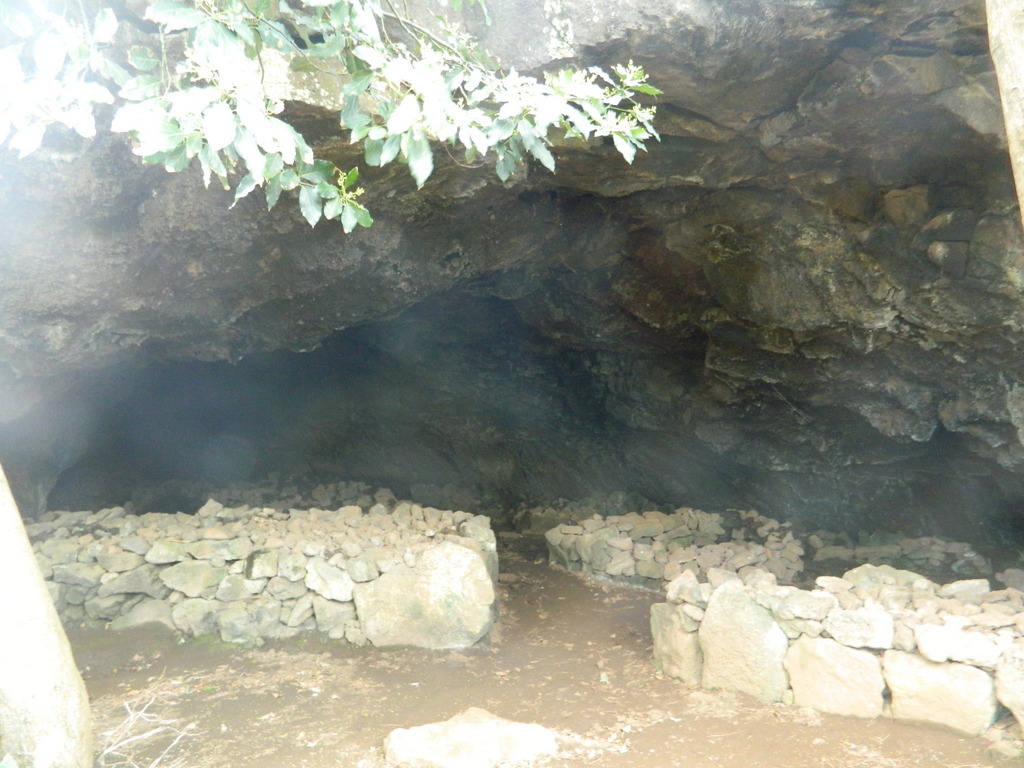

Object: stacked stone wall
[544,508,806,588]
[651,563,1024,735]
[30,497,497,649]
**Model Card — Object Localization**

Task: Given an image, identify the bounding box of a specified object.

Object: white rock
[784,636,884,718]
[996,641,1024,731]
[354,541,494,649]
[936,578,991,604]
[699,580,789,702]
[823,608,894,649]
[914,617,1008,669]
[650,603,703,684]
[384,707,560,768]
[665,570,704,605]
[304,556,355,601]
[882,650,997,735]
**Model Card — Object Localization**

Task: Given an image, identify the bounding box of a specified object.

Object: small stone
[145,540,189,564]
[823,608,894,649]
[96,551,145,573]
[636,559,665,580]
[312,595,356,633]
[305,557,356,601]
[97,564,169,599]
[937,579,991,605]
[346,554,380,583]
[996,641,1024,730]
[109,599,175,632]
[187,537,253,562]
[52,562,105,588]
[266,575,308,600]
[159,561,227,598]
[287,593,315,627]
[775,591,838,622]
[666,570,704,605]
[277,551,308,581]
[196,499,224,517]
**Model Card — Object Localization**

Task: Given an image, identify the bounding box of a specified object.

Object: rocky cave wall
[3,0,1024,546]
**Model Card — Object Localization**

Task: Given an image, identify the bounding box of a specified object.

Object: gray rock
[159,561,228,598]
[784,636,884,718]
[936,578,991,604]
[842,564,924,588]
[217,598,282,643]
[52,562,105,588]
[96,551,145,572]
[215,574,266,602]
[354,541,495,649]
[774,590,837,622]
[305,557,355,601]
[97,564,169,599]
[666,570,705,606]
[266,575,309,600]
[311,595,356,633]
[39,539,81,565]
[345,554,380,583]
[650,603,703,684]
[882,650,997,735]
[996,641,1024,730]
[171,598,223,636]
[698,580,789,702]
[109,599,176,632]
[384,707,560,768]
[145,540,189,564]
[246,550,279,579]
[84,593,128,620]
[119,537,151,555]
[823,608,894,649]
[286,593,315,627]
[187,537,254,561]
[277,551,308,581]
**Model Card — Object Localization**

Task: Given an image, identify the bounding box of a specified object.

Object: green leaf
[611,132,636,164]
[527,140,556,172]
[233,173,258,203]
[119,74,162,101]
[265,174,283,209]
[201,101,236,151]
[355,204,373,228]
[145,0,207,31]
[404,132,433,187]
[387,94,420,134]
[298,185,322,226]
[323,196,344,220]
[93,8,119,43]
[380,134,402,165]
[364,137,383,166]
[128,46,160,72]
[340,202,358,232]
[343,167,359,188]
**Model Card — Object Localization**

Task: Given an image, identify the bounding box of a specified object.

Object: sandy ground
[72,533,1021,768]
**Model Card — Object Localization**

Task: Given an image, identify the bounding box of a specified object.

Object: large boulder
[698,580,789,702]
[650,602,703,685]
[882,650,997,735]
[353,541,495,649]
[784,636,885,718]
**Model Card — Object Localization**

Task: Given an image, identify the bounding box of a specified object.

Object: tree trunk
[0,463,93,768]
[987,0,1024,235]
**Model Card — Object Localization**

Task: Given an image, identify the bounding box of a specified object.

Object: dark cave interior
[6,289,1021,551]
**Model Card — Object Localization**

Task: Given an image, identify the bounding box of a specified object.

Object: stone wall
[651,564,1024,736]
[544,507,808,589]
[30,497,498,650]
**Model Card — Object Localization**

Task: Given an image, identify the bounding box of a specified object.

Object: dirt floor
[71,532,1022,768]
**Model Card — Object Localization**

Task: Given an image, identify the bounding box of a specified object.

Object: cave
[4,0,1024,557]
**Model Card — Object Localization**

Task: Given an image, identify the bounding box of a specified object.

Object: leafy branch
[0,0,660,231]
